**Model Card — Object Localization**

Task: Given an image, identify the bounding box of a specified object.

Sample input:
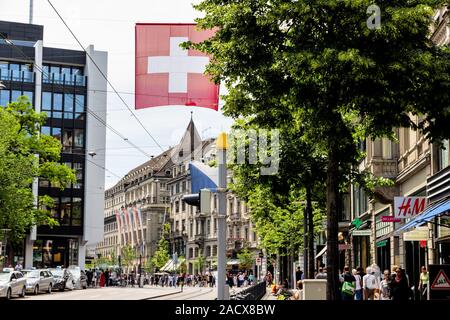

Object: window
[41,126,51,136]
[11,90,21,101]
[62,129,73,152]
[73,163,83,189]
[182,219,186,232]
[382,138,392,159]
[439,139,449,171]
[61,197,71,226]
[64,94,74,119]
[0,90,9,106]
[42,92,52,111]
[72,198,82,226]
[23,91,33,103]
[53,93,63,118]
[52,127,61,141]
[74,129,84,151]
[206,219,211,236]
[75,94,85,120]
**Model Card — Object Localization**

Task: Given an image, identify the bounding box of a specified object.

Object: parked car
[49,268,74,291]
[0,270,27,299]
[22,269,54,295]
[67,266,88,289]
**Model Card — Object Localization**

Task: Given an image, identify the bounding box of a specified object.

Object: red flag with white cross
[135,23,219,110]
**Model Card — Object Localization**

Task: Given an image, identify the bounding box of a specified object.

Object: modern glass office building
[0,20,107,269]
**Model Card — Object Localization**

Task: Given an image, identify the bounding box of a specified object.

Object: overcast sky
[0,0,233,188]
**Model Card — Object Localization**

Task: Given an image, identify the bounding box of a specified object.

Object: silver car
[0,270,27,299]
[23,269,54,295]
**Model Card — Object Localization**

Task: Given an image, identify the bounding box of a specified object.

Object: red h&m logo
[394,197,426,219]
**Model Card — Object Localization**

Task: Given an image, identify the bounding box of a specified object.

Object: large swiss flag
[135,23,219,111]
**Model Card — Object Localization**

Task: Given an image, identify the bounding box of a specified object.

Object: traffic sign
[431,269,450,290]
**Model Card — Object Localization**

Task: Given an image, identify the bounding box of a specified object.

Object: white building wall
[83,45,107,246]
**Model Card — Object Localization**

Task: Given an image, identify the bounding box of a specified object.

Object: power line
[0,32,153,159]
[47,0,165,153]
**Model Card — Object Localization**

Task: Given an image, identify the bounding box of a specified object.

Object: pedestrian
[363,267,377,300]
[104,269,110,287]
[390,267,410,301]
[341,266,356,301]
[419,266,429,300]
[238,272,245,287]
[14,262,23,271]
[379,269,391,300]
[99,270,105,287]
[295,267,303,284]
[315,267,327,279]
[353,267,363,300]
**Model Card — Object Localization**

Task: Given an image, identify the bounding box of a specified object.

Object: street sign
[394,196,426,219]
[420,240,427,248]
[256,258,262,266]
[431,270,450,290]
[352,218,363,229]
[376,240,388,247]
[402,227,428,241]
[429,265,450,299]
[381,216,401,223]
[339,244,351,250]
[352,230,371,236]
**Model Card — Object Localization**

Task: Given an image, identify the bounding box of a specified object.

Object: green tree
[0,96,75,249]
[191,0,450,299]
[152,223,170,270]
[121,245,136,271]
[237,247,254,271]
[143,256,154,274]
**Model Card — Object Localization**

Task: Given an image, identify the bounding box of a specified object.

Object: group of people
[226,272,255,288]
[339,264,428,301]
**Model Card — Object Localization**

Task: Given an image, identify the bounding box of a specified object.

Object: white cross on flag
[135,23,219,110]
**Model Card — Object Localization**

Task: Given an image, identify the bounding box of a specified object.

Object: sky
[0,0,234,189]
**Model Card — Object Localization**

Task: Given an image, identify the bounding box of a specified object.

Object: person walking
[363,267,377,300]
[379,269,391,300]
[419,266,429,300]
[353,268,363,300]
[390,267,410,301]
[341,266,356,301]
[315,267,327,279]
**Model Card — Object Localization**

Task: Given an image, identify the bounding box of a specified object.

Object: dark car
[49,268,75,291]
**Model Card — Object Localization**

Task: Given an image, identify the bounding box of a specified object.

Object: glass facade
[42,64,86,86]
[0,60,34,83]
[0,89,34,106]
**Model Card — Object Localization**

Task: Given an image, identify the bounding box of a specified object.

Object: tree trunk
[307,184,315,279]
[326,145,340,300]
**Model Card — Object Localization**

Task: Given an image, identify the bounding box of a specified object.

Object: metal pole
[217,132,228,300]
[303,206,308,278]
[29,0,33,24]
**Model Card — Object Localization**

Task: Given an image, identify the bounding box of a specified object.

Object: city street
[18,286,217,300]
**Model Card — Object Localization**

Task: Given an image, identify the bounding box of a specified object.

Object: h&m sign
[394,197,426,219]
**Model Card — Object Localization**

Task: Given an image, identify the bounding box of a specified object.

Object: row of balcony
[0,69,87,86]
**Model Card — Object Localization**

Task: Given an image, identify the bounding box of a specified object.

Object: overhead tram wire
[0,33,153,159]
[47,0,165,153]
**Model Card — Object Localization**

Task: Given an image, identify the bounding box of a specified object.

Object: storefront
[32,237,79,268]
[375,209,391,272]
[352,228,372,269]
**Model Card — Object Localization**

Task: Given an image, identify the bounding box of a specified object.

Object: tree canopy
[192,0,450,299]
[0,96,75,244]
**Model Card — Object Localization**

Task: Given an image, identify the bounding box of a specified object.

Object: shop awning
[315,246,327,259]
[395,198,450,234]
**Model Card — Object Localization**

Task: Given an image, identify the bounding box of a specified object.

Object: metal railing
[230,281,266,300]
